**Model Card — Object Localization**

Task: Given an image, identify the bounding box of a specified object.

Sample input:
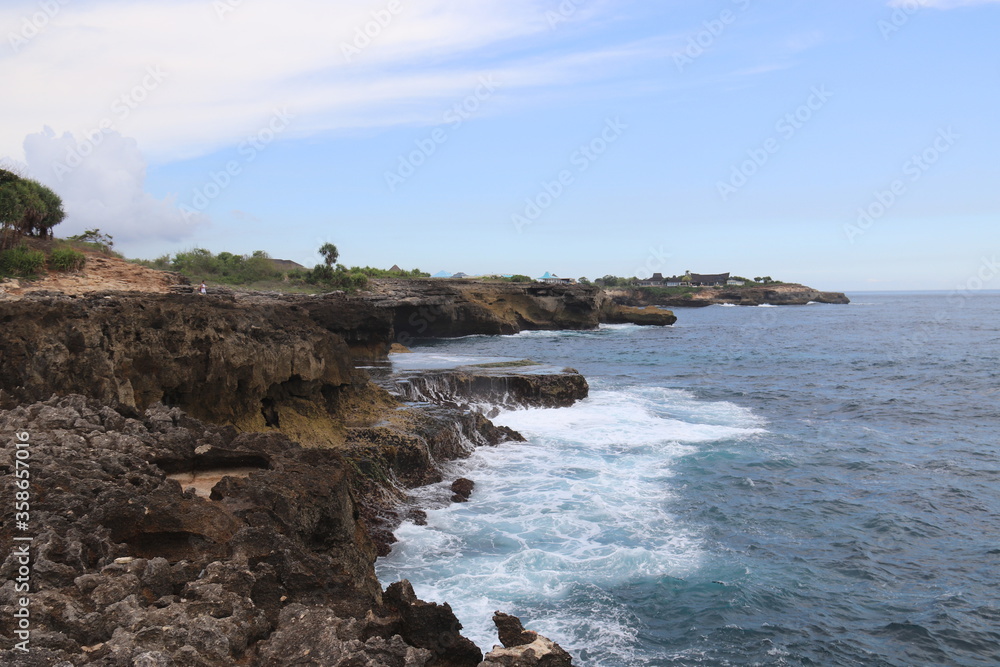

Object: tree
[0,170,65,239]
[319,243,339,267]
[69,228,114,251]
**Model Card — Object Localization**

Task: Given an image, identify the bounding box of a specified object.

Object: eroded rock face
[390,369,590,411]
[360,279,674,342]
[0,396,478,665]
[0,292,365,425]
[479,613,575,666]
[607,283,850,308]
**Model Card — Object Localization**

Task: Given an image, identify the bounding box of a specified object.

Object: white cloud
[21,127,208,243]
[0,0,644,162]
[888,0,1000,8]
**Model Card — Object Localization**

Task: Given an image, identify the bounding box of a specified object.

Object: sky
[2,0,998,291]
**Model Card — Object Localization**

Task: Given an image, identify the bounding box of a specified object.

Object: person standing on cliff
[199,281,207,295]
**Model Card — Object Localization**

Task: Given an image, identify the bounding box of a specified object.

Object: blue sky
[2,0,998,290]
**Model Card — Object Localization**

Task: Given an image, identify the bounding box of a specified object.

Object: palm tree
[319,243,339,267]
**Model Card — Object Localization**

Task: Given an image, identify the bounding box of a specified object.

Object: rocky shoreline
[606,282,850,308]
[0,283,653,665]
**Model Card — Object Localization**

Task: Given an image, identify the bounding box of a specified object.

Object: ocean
[376,292,1000,666]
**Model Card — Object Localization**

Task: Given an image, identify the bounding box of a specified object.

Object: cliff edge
[607,282,849,308]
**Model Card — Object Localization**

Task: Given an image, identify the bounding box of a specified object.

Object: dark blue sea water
[377,293,1000,665]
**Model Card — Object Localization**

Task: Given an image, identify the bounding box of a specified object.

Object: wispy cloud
[0,0,644,162]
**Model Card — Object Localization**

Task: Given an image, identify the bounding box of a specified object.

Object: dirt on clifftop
[0,246,186,298]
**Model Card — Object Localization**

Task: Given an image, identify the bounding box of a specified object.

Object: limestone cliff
[358,279,675,343]
[607,283,849,308]
[0,290,582,664]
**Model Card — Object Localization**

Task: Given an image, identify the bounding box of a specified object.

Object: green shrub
[48,246,87,271]
[296,265,370,291]
[160,248,281,285]
[0,243,47,277]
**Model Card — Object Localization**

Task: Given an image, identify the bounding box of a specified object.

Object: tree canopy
[0,169,66,240]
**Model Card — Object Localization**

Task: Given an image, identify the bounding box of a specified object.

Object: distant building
[726,278,746,286]
[690,273,730,286]
[538,272,574,284]
[663,276,689,287]
[389,264,403,273]
[452,272,470,279]
[431,270,452,278]
[637,272,664,286]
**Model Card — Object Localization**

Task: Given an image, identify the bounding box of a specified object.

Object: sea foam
[377,386,767,658]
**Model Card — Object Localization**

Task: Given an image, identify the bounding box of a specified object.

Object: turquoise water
[377,293,1000,665]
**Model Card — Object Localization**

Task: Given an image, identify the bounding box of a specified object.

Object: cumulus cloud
[21,127,208,243]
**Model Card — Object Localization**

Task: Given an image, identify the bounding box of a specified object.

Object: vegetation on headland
[133,245,429,292]
[594,274,782,288]
[0,168,65,242]
[0,174,98,279]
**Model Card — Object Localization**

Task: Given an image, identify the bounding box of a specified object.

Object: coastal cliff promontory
[359,279,676,342]
[606,282,850,308]
[0,287,586,664]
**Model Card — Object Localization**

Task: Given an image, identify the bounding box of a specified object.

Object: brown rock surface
[480,612,575,666]
[0,396,480,665]
[607,283,849,308]
[0,249,186,298]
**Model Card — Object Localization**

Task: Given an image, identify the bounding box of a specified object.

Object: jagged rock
[255,604,433,666]
[479,613,574,666]
[451,478,475,502]
[390,368,589,410]
[383,581,483,667]
[0,293,362,424]
[0,396,484,665]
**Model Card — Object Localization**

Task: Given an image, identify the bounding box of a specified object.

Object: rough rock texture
[451,478,475,503]
[607,283,849,308]
[479,613,574,666]
[0,287,595,664]
[0,396,479,665]
[389,368,590,411]
[359,279,674,342]
[599,304,677,326]
[0,292,373,425]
